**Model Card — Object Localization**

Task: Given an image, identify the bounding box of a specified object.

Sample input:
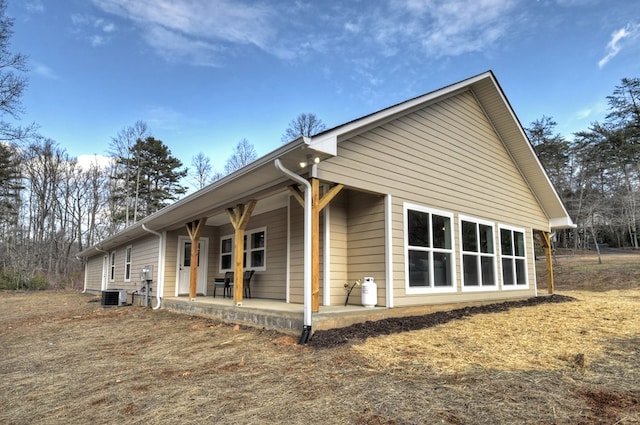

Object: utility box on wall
[141,265,153,282]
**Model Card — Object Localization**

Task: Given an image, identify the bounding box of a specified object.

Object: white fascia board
[303,134,337,156]
[550,216,577,230]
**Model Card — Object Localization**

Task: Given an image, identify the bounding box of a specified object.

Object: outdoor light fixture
[299,154,320,168]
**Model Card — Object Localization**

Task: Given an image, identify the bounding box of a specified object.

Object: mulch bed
[309,294,575,348]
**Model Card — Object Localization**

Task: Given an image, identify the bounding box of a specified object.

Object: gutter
[142,224,164,310]
[274,158,313,344]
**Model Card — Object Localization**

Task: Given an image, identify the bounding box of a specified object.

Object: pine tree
[111,136,188,225]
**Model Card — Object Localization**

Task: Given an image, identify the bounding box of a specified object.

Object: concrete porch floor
[161,296,389,336]
[160,295,510,336]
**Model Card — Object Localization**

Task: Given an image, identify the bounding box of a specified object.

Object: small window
[499,226,528,288]
[404,204,455,293]
[249,230,266,268]
[460,217,496,289]
[220,228,267,272]
[124,246,132,282]
[220,237,233,271]
[109,251,116,281]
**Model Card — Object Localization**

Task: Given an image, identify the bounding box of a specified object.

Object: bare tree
[190,152,212,190]
[0,0,37,142]
[107,121,149,227]
[281,113,326,143]
[224,138,257,174]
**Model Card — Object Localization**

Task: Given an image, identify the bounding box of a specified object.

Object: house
[79,71,573,342]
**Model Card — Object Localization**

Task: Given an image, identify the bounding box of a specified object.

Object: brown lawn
[0,253,638,424]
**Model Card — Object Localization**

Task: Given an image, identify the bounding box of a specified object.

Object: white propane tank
[361,277,377,307]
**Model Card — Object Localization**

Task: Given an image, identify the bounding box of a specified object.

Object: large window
[220,228,266,272]
[404,204,455,293]
[109,251,116,282]
[499,226,528,288]
[460,217,496,289]
[124,246,132,282]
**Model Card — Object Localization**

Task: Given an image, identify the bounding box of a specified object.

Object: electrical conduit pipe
[274,158,312,344]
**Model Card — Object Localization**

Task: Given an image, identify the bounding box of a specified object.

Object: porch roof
[79,137,333,257]
[80,70,573,258]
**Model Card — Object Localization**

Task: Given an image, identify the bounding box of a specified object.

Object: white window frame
[124,245,132,282]
[109,250,116,282]
[498,224,529,290]
[403,203,456,294]
[459,215,497,291]
[219,227,267,272]
[219,236,233,272]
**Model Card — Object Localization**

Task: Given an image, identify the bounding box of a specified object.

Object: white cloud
[77,154,113,171]
[25,1,45,14]
[598,23,640,68]
[88,0,519,68]
[143,26,224,67]
[143,105,187,132]
[575,100,606,121]
[70,14,117,47]
[32,63,58,79]
[91,0,281,65]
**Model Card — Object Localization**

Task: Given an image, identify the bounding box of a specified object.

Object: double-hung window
[499,225,528,288]
[404,203,455,293]
[109,251,116,282]
[460,217,496,289]
[220,237,233,271]
[124,246,132,282]
[219,228,266,272]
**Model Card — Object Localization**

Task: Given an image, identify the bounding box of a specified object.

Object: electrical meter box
[141,265,153,281]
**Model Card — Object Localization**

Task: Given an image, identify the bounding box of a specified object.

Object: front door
[177,237,208,295]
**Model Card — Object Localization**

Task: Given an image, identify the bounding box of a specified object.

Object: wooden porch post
[311,179,344,312]
[226,200,257,305]
[289,181,344,312]
[186,218,207,300]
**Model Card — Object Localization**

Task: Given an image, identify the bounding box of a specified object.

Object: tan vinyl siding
[211,206,288,300]
[317,89,545,307]
[104,235,160,293]
[318,90,549,230]
[163,231,180,297]
[84,255,105,292]
[328,191,348,306]
[289,197,304,304]
[345,191,386,307]
[244,207,288,300]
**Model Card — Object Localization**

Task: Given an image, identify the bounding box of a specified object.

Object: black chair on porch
[213,271,234,298]
[243,270,255,298]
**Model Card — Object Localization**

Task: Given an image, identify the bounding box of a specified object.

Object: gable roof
[308,70,573,229]
[79,71,573,258]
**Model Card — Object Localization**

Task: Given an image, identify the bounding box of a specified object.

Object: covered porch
[160,294,525,336]
[161,296,385,336]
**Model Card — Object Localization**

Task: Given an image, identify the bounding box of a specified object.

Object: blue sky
[8,0,640,173]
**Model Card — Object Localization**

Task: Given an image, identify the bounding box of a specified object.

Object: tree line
[1,0,637,290]
[526,77,640,252]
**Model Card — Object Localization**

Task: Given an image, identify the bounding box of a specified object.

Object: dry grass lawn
[1,253,639,424]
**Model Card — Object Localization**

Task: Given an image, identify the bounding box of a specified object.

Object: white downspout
[274,158,313,343]
[142,224,164,310]
[93,246,109,293]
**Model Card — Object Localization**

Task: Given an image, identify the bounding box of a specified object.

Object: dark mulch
[309,294,575,349]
